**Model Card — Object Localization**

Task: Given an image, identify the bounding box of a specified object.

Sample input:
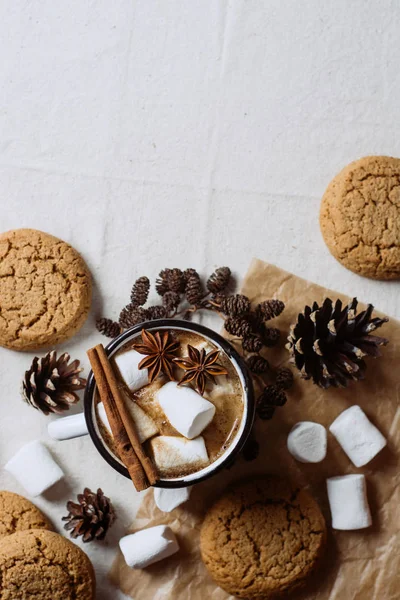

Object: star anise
[133,329,180,383]
[173,345,228,395]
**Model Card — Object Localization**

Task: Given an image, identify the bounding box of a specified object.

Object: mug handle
[48,412,88,441]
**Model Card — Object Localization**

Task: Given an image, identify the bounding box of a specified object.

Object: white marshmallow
[5,441,64,496]
[150,436,209,472]
[157,381,215,439]
[47,413,88,441]
[114,350,149,392]
[327,474,372,530]
[120,525,179,569]
[329,405,386,467]
[287,421,327,463]
[97,398,158,443]
[154,486,192,513]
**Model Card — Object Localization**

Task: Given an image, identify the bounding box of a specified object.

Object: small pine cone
[260,384,287,407]
[62,488,116,543]
[130,276,150,307]
[155,269,172,296]
[162,291,181,312]
[96,318,121,338]
[242,335,263,353]
[207,267,231,294]
[276,367,294,390]
[119,305,147,329]
[183,268,199,282]
[166,268,185,293]
[257,404,276,420]
[224,317,252,338]
[185,273,204,306]
[258,299,285,321]
[220,294,251,317]
[146,305,167,320]
[242,437,259,461]
[262,326,281,347]
[247,355,269,374]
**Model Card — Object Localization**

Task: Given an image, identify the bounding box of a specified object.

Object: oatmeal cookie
[320,156,400,279]
[0,491,53,539]
[0,228,92,350]
[200,477,326,599]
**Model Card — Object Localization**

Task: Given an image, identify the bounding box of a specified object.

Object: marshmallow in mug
[327,474,372,530]
[329,405,386,467]
[287,421,327,463]
[114,349,149,392]
[150,435,209,472]
[154,487,192,513]
[157,381,215,439]
[5,440,64,496]
[120,525,179,569]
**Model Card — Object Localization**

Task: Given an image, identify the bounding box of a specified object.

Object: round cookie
[320,156,400,280]
[0,228,92,350]
[0,529,95,599]
[0,491,53,539]
[200,477,326,600]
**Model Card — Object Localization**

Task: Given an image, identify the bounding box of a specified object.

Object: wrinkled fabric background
[110,259,400,600]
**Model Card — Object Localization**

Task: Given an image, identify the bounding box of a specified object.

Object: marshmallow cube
[150,436,209,472]
[327,474,372,530]
[48,413,88,441]
[154,486,192,513]
[5,441,64,496]
[287,421,327,463]
[97,398,158,443]
[157,381,215,439]
[120,525,179,569]
[329,405,386,467]
[114,350,149,392]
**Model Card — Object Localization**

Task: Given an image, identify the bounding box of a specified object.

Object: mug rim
[84,319,255,488]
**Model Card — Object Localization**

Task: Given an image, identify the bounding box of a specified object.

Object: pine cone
[183,268,199,282]
[119,305,147,329]
[207,267,231,294]
[130,276,150,307]
[155,269,172,296]
[242,437,260,461]
[257,403,276,420]
[257,299,285,321]
[242,335,263,353]
[146,305,168,320]
[62,488,116,543]
[224,317,252,338]
[276,367,294,390]
[287,298,389,389]
[21,351,86,415]
[220,294,251,317]
[167,268,185,293]
[262,326,281,347]
[258,384,287,408]
[185,273,203,306]
[96,318,121,338]
[247,355,269,374]
[162,291,181,312]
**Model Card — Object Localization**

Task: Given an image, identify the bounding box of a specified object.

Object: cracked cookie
[0,491,53,539]
[0,529,95,599]
[320,156,400,280]
[0,228,92,350]
[200,477,326,600]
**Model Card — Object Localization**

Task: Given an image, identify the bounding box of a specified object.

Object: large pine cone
[22,351,86,415]
[287,298,389,388]
[62,488,116,543]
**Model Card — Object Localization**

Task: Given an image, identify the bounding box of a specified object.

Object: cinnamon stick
[94,344,159,486]
[87,347,156,491]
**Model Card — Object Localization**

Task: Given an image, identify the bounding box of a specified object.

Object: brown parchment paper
[110,259,400,600]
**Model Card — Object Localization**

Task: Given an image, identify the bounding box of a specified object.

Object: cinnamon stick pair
[87,344,158,491]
